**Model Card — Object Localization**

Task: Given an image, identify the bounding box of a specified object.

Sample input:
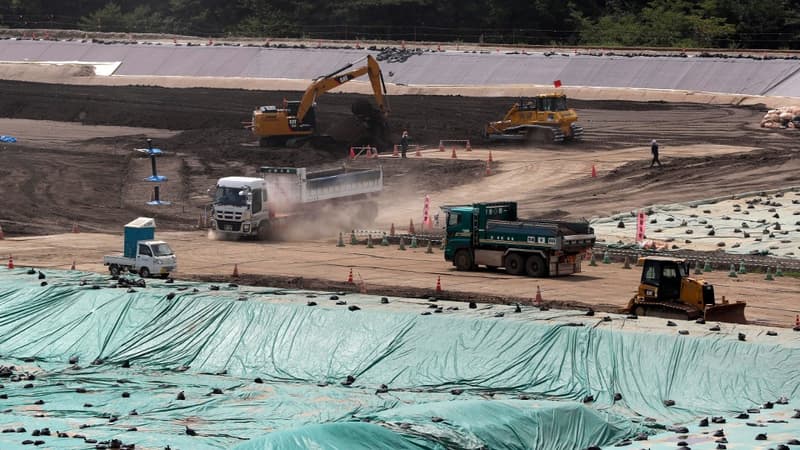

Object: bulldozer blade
[704,302,747,324]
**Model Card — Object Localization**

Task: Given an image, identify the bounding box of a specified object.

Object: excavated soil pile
[0,79,797,236]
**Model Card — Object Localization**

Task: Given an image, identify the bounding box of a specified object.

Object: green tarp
[1,269,798,449]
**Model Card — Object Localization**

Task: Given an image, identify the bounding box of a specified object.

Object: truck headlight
[243,223,251,233]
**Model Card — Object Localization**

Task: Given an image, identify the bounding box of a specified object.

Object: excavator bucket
[704,302,747,324]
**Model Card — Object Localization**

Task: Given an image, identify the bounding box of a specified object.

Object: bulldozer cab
[517,95,569,113]
[536,95,568,112]
[640,257,688,302]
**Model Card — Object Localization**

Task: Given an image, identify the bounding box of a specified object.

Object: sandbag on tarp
[0,269,798,423]
[1,269,800,449]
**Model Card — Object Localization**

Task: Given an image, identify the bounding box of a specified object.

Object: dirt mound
[0,79,797,237]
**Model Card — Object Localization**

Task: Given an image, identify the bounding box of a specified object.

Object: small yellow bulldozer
[626,256,747,324]
[483,93,583,144]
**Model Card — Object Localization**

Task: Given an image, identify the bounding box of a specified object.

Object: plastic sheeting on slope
[0,268,799,449]
[236,400,638,450]
[1,39,800,96]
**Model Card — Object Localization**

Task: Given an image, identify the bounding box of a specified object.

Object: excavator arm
[295,55,390,122]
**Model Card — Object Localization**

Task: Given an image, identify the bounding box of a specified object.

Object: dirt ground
[0,67,798,328]
[1,231,797,328]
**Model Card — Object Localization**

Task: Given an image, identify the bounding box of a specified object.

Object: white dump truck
[210,166,383,240]
[103,217,177,278]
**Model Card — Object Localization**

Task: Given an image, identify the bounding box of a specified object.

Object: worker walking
[649,139,662,168]
[400,130,410,158]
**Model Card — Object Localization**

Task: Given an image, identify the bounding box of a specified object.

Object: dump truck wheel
[139,267,150,278]
[256,223,271,240]
[109,265,121,277]
[634,305,647,317]
[505,253,525,275]
[525,255,547,277]
[454,250,474,271]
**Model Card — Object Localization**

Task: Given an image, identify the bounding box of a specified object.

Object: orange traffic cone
[591,164,597,178]
[485,161,492,176]
[439,142,445,152]
[390,223,396,237]
[435,276,442,293]
[488,150,494,163]
[70,259,76,270]
[392,145,399,157]
[534,285,543,305]
[796,314,800,327]
[409,219,415,235]
[466,141,472,152]
[0,223,4,240]
[349,147,356,160]
[451,147,457,159]
[72,222,79,233]
[232,264,239,277]
[7,255,14,269]
[415,146,422,157]
[347,268,354,283]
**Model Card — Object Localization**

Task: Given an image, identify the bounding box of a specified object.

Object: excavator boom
[251,55,389,147]
[296,55,389,122]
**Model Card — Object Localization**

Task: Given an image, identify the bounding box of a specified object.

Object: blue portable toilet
[124,217,155,258]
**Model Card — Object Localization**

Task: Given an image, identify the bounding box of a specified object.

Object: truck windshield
[151,243,174,257]
[214,187,248,206]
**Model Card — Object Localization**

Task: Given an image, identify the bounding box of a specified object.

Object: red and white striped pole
[422,195,431,231]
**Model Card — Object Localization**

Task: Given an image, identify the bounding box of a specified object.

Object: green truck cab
[443,202,595,277]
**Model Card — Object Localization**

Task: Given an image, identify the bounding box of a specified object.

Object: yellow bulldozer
[625,256,747,324]
[483,93,583,143]
[250,55,390,147]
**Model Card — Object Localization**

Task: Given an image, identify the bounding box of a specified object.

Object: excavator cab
[285,101,316,132]
[628,256,747,323]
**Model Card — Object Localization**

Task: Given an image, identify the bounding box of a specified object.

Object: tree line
[0,0,798,49]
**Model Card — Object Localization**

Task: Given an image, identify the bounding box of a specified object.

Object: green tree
[78,2,125,31]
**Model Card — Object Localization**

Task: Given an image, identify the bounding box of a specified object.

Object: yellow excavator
[484,93,583,143]
[626,256,747,323]
[250,55,390,147]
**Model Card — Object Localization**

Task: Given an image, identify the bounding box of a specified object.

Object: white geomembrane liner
[0,39,798,96]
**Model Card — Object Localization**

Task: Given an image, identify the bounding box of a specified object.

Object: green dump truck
[443,202,596,277]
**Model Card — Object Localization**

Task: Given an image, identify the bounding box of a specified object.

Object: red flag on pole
[553,80,562,88]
